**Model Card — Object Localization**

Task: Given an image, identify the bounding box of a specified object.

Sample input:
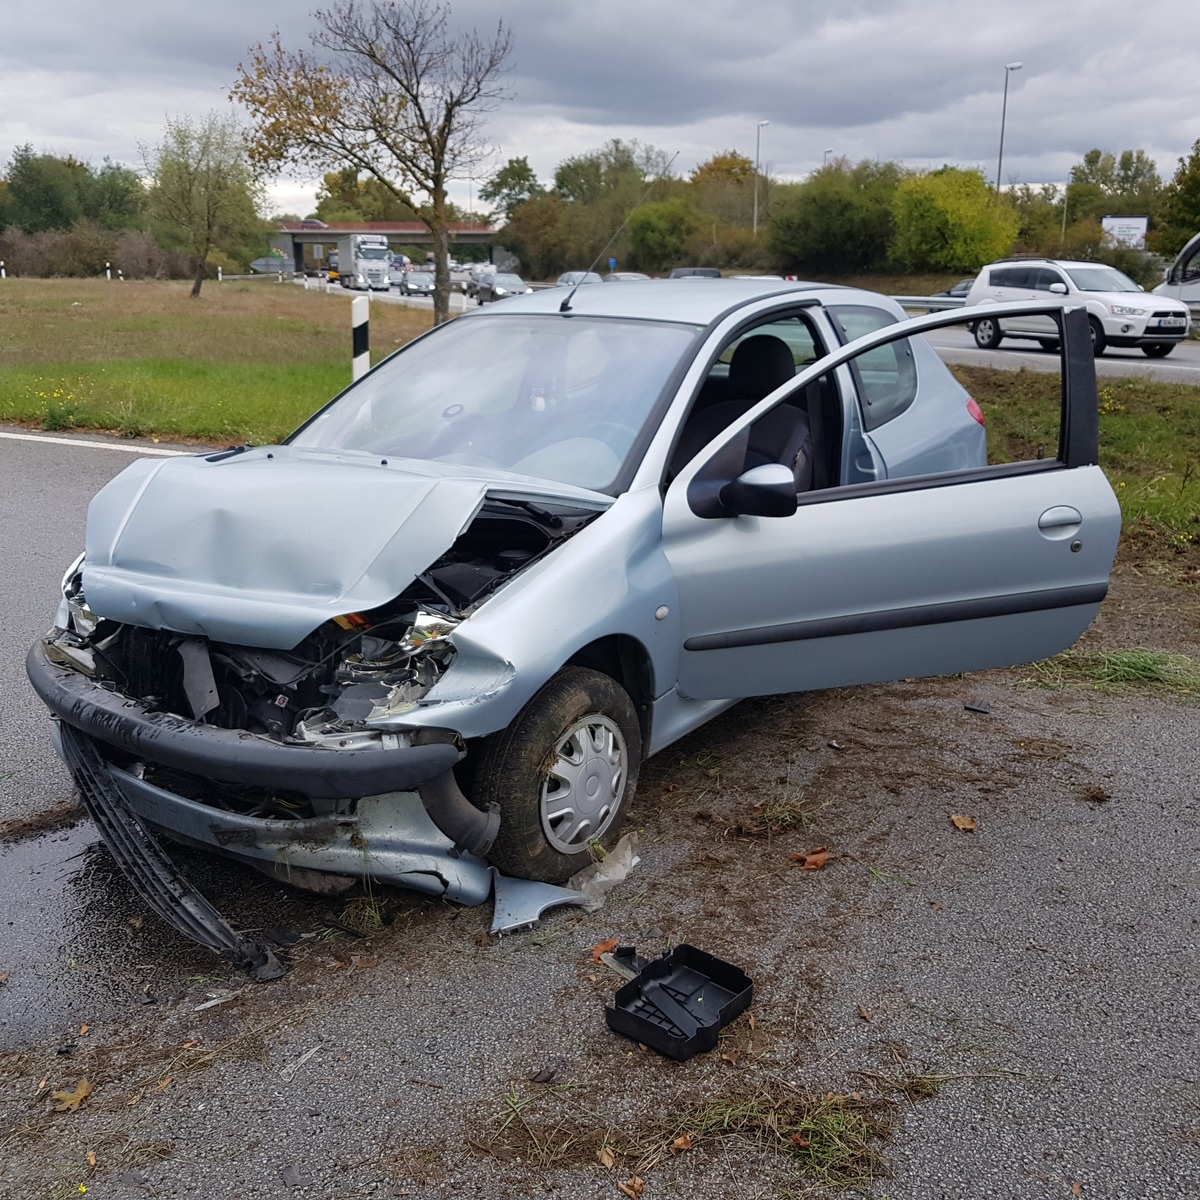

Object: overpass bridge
[270,219,500,272]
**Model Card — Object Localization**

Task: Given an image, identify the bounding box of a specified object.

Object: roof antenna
[559,151,680,313]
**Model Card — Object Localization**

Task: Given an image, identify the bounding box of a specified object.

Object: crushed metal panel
[489,868,591,934]
[82,447,490,648]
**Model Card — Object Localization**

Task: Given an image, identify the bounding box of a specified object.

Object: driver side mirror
[1048,282,1068,295]
[718,463,798,517]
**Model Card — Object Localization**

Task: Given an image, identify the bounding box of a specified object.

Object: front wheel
[1038,339,1060,352]
[973,317,1003,349]
[475,667,641,882]
[1089,317,1107,356]
[1142,343,1174,358]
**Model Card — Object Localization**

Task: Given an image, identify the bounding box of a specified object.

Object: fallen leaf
[127,916,144,929]
[670,1133,694,1153]
[155,1077,171,1093]
[857,1005,873,1022]
[597,1145,616,1170]
[355,958,377,969]
[617,1177,646,1199]
[748,1012,756,1030]
[789,847,830,870]
[721,1050,740,1067]
[930,901,947,911]
[35,1075,48,1094]
[181,1039,202,1050]
[51,1079,93,1113]
[590,937,619,962]
[790,1133,811,1147]
[79,1025,89,1036]
[950,814,977,832]
[86,1151,97,1168]
[0,972,8,985]
[1072,1184,1083,1197]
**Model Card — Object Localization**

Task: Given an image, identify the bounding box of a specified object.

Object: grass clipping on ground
[1026,646,1200,695]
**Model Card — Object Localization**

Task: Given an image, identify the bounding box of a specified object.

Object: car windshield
[408,273,433,284]
[493,275,524,288]
[289,315,698,492]
[359,247,391,260]
[1063,265,1140,292]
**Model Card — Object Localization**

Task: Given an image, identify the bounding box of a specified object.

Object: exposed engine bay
[44,496,597,820]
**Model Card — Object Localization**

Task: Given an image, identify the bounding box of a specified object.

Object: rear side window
[828,305,917,432]
[990,266,1032,288]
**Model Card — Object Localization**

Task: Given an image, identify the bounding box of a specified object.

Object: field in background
[0,279,433,444]
[0,278,1196,559]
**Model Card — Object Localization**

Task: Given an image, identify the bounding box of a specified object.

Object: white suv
[963,258,1191,357]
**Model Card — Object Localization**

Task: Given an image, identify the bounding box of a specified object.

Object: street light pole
[995,61,1023,196]
[823,148,833,166]
[753,120,770,235]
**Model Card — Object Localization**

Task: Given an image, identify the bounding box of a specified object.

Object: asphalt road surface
[923,324,1200,383]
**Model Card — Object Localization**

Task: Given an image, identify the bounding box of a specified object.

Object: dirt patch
[0,799,82,843]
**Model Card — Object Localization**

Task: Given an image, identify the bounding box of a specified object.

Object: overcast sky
[2,0,1196,217]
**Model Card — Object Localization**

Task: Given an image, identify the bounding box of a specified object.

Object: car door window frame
[680,303,1098,520]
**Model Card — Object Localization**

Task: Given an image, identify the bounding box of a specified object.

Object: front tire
[973,317,1003,349]
[1037,339,1060,352]
[475,667,641,882]
[1089,317,1107,356]
[1142,343,1174,358]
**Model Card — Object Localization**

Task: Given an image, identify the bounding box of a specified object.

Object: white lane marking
[0,431,189,456]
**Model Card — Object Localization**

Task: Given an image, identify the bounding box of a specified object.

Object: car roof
[465,278,872,325]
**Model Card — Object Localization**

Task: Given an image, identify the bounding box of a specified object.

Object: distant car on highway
[963,257,1191,356]
[396,271,435,297]
[604,272,651,283]
[1153,230,1200,310]
[555,271,603,287]
[667,267,721,279]
[476,272,532,303]
[935,279,974,299]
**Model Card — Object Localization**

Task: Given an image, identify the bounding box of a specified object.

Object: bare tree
[232,0,510,324]
[144,113,263,297]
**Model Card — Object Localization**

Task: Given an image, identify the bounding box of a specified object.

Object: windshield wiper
[485,497,564,529]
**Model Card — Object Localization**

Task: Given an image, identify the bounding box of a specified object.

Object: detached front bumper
[26,639,461,799]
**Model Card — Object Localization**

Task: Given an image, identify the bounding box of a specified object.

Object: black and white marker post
[351,295,370,381]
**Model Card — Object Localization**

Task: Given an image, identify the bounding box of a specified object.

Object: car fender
[387,485,679,739]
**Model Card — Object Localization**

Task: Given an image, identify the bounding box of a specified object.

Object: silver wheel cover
[539,713,627,852]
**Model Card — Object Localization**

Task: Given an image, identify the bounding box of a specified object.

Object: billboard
[1101,216,1148,249]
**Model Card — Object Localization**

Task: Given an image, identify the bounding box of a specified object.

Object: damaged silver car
[28,281,1120,970]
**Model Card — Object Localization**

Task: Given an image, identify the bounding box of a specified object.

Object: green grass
[1025,647,1200,694]
[952,365,1200,547]
[0,278,433,444]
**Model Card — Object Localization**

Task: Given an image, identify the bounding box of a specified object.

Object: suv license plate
[1155,317,1186,328]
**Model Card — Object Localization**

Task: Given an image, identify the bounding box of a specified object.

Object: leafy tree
[768,159,902,273]
[4,145,89,232]
[232,0,511,324]
[313,167,420,222]
[1151,139,1200,258]
[628,199,701,272]
[1066,148,1161,225]
[500,192,566,278]
[689,151,754,187]
[479,156,542,221]
[84,160,146,230]
[890,167,1019,271]
[144,112,264,297]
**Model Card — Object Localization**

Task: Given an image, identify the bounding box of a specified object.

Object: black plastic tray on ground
[605,944,753,1061]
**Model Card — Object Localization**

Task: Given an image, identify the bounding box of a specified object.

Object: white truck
[338,234,392,292]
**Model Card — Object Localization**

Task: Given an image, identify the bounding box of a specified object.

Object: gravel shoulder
[1,562,1197,1200]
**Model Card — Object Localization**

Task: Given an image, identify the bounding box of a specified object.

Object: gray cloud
[1,0,1196,211]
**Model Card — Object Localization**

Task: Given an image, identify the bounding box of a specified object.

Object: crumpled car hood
[82,446,499,649]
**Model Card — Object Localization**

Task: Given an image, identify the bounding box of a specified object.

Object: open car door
[661,304,1120,702]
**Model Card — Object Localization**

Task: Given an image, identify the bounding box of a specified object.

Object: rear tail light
[967,397,986,426]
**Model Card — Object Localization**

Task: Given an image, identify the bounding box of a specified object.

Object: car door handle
[1038,506,1083,540]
